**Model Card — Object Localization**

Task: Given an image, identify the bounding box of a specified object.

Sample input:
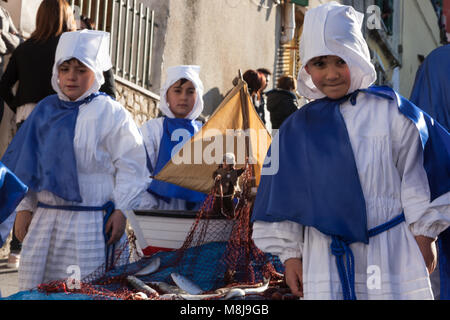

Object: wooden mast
[238,70,257,193]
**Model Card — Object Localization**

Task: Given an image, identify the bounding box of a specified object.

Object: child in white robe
[137,65,206,211]
[251,2,450,300]
[2,30,148,290]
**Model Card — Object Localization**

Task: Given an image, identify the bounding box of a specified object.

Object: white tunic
[16,95,148,290]
[252,92,450,300]
[136,117,202,211]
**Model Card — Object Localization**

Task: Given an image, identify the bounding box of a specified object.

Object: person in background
[257,68,272,129]
[257,68,271,92]
[242,69,266,124]
[0,0,22,124]
[266,74,299,130]
[0,0,76,270]
[77,14,116,99]
[409,44,450,300]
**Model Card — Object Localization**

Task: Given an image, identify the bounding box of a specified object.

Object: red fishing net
[36,164,284,300]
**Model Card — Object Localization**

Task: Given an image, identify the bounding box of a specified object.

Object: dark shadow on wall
[251,0,278,21]
[202,87,225,119]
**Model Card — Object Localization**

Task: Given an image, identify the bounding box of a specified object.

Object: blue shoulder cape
[1,93,103,203]
[252,86,450,298]
[147,117,207,203]
[410,45,450,300]
[410,45,450,131]
[252,84,449,243]
[0,160,28,246]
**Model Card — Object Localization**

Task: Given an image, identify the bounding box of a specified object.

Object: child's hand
[105,210,126,245]
[15,210,33,242]
[415,235,437,274]
[284,257,303,297]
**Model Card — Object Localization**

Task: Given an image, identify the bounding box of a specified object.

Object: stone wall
[115,79,160,127]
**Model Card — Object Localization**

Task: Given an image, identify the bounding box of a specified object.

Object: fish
[214,277,271,294]
[157,288,246,300]
[133,292,149,300]
[157,277,271,300]
[148,281,188,294]
[127,275,159,297]
[134,257,161,276]
[170,273,204,295]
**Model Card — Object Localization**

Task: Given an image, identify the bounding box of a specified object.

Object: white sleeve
[16,190,37,212]
[140,118,163,176]
[394,110,450,239]
[252,220,304,264]
[104,105,149,212]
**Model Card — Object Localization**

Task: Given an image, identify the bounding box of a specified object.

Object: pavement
[0,234,20,299]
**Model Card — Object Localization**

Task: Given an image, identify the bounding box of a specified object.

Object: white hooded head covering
[159,65,204,120]
[297,2,376,99]
[52,30,112,101]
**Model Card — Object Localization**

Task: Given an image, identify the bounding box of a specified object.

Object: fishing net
[13,164,284,300]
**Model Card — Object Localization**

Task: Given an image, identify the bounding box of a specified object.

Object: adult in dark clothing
[77,15,116,99]
[0,0,76,127]
[266,75,298,130]
[0,0,76,269]
[257,68,272,126]
[0,0,22,124]
[242,69,266,123]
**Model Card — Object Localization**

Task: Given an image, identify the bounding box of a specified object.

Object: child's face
[58,59,95,101]
[167,79,197,118]
[305,55,351,100]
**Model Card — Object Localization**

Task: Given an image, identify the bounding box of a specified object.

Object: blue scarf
[1,93,104,203]
[251,86,450,298]
[147,117,207,203]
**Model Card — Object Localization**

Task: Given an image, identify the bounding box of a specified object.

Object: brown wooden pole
[238,71,256,192]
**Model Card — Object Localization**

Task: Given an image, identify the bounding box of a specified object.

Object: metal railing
[70,0,155,91]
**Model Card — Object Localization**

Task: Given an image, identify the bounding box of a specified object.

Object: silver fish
[148,281,188,294]
[133,292,149,300]
[240,277,270,295]
[158,277,271,300]
[214,277,271,295]
[157,288,245,300]
[134,257,161,276]
[171,273,204,295]
[127,275,159,297]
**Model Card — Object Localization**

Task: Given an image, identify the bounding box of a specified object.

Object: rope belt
[330,212,405,300]
[37,200,116,270]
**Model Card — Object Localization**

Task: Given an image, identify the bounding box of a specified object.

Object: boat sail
[130,75,272,254]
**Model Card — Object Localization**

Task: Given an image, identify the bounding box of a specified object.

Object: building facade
[0,0,445,157]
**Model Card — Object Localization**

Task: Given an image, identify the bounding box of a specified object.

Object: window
[376,0,394,35]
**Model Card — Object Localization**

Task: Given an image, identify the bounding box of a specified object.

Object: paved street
[0,236,19,299]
